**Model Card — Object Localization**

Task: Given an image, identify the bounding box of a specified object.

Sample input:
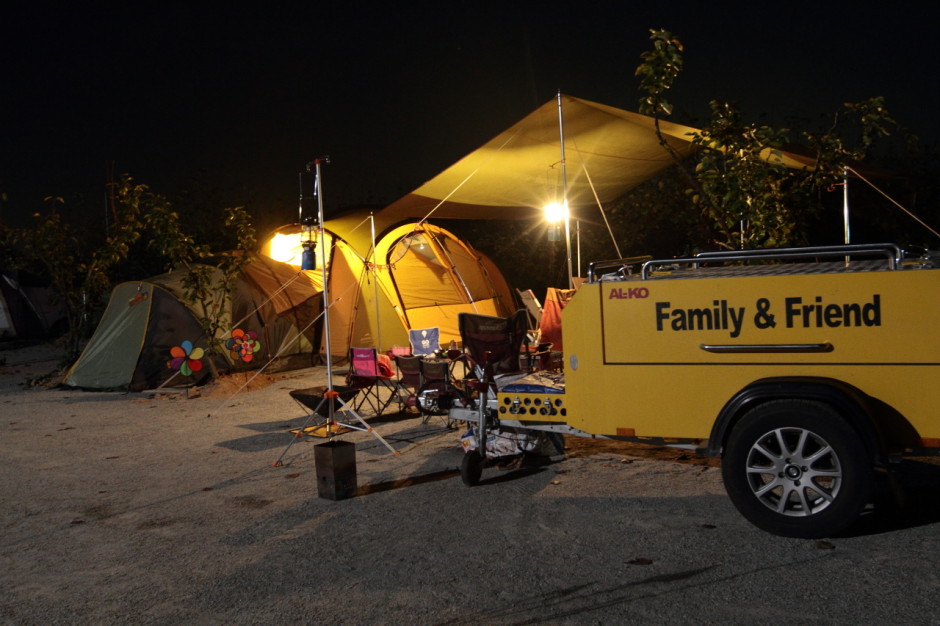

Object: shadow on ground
[216,413,453,453]
[842,458,940,537]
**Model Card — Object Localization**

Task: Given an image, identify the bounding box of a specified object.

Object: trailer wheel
[721,399,871,538]
[461,451,484,486]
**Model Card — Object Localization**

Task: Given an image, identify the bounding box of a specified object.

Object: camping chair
[392,354,423,412]
[414,357,460,427]
[345,347,399,416]
[390,353,460,427]
[454,309,541,484]
[458,309,529,387]
[388,345,412,359]
[387,345,413,381]
[409,327,440,357]
[522,341,554,371]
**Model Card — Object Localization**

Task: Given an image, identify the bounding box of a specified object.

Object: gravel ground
[1,342,939,625]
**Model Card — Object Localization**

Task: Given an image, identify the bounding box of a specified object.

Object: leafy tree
[1,175,256,368]
[636,29,903,251]
[123,175,257,374]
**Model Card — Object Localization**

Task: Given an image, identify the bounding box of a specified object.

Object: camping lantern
[301,216,317,270]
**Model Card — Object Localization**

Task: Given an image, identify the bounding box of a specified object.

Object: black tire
[461,451,484,486]
[721,399,872,538]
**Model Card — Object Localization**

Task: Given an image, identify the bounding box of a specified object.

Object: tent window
[391,234,440,267]
[389,234,461,308]
[440,237,491,301]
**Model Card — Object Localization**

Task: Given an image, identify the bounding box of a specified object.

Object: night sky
[3,2,938,228]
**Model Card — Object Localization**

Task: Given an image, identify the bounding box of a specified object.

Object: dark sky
[3,2,938,225]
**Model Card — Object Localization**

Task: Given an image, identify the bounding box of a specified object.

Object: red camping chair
[388,345,413,359]
[393,354,422,412]
[345,347,399,416]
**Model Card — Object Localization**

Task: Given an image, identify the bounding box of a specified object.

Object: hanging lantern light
[301,216,317,270]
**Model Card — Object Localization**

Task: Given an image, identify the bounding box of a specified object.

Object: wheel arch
[707,377,888,466]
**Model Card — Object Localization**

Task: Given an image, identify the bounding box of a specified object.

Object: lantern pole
[843,166,851,245]
[274,157,398,465]
[556,90,574,289]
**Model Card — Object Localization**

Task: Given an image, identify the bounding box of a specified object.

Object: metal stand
[273,158,398,467]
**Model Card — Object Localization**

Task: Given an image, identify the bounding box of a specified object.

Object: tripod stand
[274,157,398,467]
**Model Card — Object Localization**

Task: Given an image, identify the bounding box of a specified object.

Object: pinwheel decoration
[167,340,204,377]
[226,328,261,363]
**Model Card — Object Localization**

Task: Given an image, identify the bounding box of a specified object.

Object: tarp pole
[370,212,382,350]
[556,90,574,289]
[576,219,581,278]
[313,158,334,388]
[843,166,851,245]
[297,172,304,224]
[428,229,479,313]
[303,158,398,456]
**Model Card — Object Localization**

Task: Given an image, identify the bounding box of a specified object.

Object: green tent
[64,256,322,391]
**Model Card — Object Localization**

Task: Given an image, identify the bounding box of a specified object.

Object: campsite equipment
[273,158,398,466]
[412,309,543,485]
[344,347,400,415]
[314,440,357,500]
[445,243,940,539]
[63,255,322,390]
[261,217,515,353]
[276,385,359,465]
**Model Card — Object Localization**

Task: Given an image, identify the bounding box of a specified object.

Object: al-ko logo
[608,286,649,299]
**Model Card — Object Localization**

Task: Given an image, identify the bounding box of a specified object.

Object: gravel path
[2,343,939,624]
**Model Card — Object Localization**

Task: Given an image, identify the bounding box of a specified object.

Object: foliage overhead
[1,175,256,363]
[635,28,907,251]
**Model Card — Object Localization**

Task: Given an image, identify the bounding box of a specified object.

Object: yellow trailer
[458,244,939,538]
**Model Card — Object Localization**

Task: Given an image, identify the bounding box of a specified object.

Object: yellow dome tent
[261,214,515,356]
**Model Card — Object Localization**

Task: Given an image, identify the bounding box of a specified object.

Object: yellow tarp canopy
[379,93,815,222]
[379,94,700,221]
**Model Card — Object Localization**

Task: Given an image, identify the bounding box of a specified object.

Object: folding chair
[522,340,554,371]
[388,345,413,359]
[345,347,399,416]
[454,309,533,484]
[516,288,543,331]
[415,358,458,426]
[458,309,529,384]
[409,327,440,357]
[393,354,423,412]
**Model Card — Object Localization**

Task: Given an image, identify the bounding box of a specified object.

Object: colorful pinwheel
[167,340,204,377]
[226,328,261,363]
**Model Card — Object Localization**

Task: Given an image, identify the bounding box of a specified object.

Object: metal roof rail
[641,243,903,279]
